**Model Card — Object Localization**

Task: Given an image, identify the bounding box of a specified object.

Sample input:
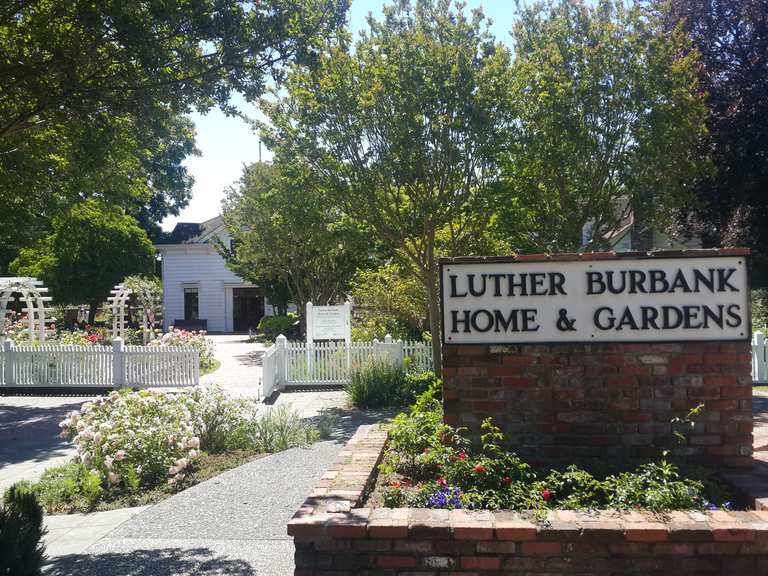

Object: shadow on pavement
[45,548,257,576]
[234,350,265,368]
[306,406,399,444]
[754,394,768,428]
[0,402,81,466]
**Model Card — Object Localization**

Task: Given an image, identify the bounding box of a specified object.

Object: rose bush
[59,390,201,492]
[151,327,215,369]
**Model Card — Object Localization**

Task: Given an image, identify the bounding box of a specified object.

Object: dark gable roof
[156,216,224,245]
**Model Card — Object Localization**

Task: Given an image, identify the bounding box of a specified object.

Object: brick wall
[289,427,768,576]
[441,249,754,468]
[442,341,753,467]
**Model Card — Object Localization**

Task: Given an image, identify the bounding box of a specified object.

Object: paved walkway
[200,334,267,398]
[44,409,387,576]
[0,395,89,492]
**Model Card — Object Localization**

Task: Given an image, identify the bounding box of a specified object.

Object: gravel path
[44,409,388,576]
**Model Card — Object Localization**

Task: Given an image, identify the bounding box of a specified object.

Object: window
[184,288,199,321]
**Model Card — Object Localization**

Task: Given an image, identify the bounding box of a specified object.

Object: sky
[161,0,519,231]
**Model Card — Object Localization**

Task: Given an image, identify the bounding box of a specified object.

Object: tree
[495,0,709,252]
[659,0,768,284]
[221,162,370,326]
[10,200,155,322]
[259,0,513,367]
[0,0,349,271]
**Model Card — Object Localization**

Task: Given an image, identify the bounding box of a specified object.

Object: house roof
[156,215,225,246]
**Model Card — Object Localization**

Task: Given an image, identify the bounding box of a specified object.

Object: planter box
[289,426,768,575]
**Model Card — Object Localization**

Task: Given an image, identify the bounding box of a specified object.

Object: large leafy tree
[10,200,156,322]
[0,0,349,271]
[259,0,513,367]
[659,0,768,284]
[496,0,709,252]
[221,162,371,325]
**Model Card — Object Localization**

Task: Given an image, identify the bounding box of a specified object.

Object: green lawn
[200,358,221,376]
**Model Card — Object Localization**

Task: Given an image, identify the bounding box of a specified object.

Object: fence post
[3,339,15,386]
[113,337,125,389]
[276,334,288,389]
[754,331,766,383]
[383,334,401,366]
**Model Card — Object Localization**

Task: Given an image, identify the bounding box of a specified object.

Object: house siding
[159,244,263,332]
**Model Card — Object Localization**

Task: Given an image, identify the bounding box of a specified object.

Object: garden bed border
[289,426,768,575]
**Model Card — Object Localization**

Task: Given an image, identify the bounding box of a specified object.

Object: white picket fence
[754,331,768,383]
[0,338,199,388]
[261,335,433,397]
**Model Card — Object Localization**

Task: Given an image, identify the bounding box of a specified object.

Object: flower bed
[287,426,768,576]
[372,383,733,513]
[11,386,321,513]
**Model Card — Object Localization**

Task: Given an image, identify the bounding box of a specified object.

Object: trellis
[0,277,54,342]
[108,283,160,344]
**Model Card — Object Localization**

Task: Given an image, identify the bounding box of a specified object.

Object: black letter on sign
[451,310,471,333]
[450,275,467,298]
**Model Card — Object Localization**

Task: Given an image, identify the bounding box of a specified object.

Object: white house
[156,216,275,333]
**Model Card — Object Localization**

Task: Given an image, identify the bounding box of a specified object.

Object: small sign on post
[306,301,351,344]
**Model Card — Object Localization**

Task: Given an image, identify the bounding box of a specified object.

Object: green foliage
[380,391,731,512]
[0,0,349,272]
[222,161,371,326]
[243,404,320,453]
[350,264,428,339]
[25,464,102,514]
[753,289,768,331]
[260,0,515,369]
[0,483,46,576]
[257,314,300,341]
[496,0,709,252]
[347,364,438,409]
[10,200,155,311]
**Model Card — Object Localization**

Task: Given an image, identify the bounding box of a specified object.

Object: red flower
[474,464,486,474]
[391,480,402,489]
[541,489,552,501]
[457,452,467,461]
[437,476,446,486]
[502,476,512,485]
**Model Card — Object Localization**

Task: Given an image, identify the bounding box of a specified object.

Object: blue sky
[161,0,519,230]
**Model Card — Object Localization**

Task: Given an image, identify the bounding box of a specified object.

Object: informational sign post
[306,301,351,343]
[441,254,749,344]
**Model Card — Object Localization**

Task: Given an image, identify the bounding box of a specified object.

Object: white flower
[188,450,198,459]
[188,437,200,449]
[104,456,114,469]
[174,458,188,470]
[93,432,102,444]
[108,472,120,485]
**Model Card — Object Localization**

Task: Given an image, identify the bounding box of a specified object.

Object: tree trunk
[425,267,442,372]
[88,301,99,325]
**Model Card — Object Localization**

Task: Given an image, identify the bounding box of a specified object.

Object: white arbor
[0,277,54,342]
[108,282,161,343]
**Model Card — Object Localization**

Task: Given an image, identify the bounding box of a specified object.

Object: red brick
[376,555,418,569]
[520,542,562,555]
[653,542,696,556]
[460,556,502,569]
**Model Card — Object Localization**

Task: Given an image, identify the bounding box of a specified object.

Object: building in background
[156,215,275,333]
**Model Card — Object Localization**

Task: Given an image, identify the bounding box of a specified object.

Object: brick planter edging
[289,426,768,575]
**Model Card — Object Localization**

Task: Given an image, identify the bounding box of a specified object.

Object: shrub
[59,390,202,491]
[347,363,438,409]
[243,404,320,452]
[151,327,216,369]
[379,388,731,513]
[257,314,299,340]
[180,386,259,453]
[0,483,46,576]
[31,464,102,513]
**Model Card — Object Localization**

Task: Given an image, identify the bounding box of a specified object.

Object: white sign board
[307,302,351,342]
[440,255,749,344]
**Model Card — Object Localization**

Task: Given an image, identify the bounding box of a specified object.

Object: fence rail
[754,332,767,384]
[0,338,199,388]
[261,335,433,395]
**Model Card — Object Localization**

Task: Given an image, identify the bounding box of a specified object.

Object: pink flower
[457,452,467,461]
[502,476,512,485]
[115,450,126,461]
[474,464,486,474]
[542,489,552,501]
[437,476,446,486]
